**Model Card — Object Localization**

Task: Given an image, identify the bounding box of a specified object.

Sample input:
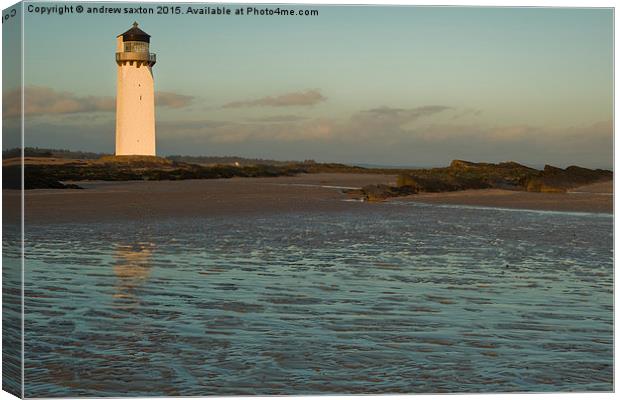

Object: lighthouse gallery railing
[115,52,156,63]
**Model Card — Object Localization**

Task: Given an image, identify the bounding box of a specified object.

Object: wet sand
[15,173,396,224]
[5,174,612,224]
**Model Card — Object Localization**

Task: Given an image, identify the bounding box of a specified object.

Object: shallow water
[18,202,613,396]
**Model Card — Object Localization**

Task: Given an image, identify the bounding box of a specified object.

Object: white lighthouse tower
[115,22,157,156]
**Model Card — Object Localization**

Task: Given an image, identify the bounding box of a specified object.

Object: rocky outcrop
[525,164,613,193]
[347,184,418,202]
[3,166,82,190]
[352,160,612,201]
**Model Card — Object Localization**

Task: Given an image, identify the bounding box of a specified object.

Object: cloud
[1,86,115,118]
[352,105,451,126]
[361,105,451,118]
[3,86,193,118]
[222,90,326,108]
[13,95,612,169]
[155,106,611,168]
[451,107,483,120]
[21,111,611,169]
[157,105,451,145]
[338,105,453,143]
[17,119,115,153]
[155,91,194,109]
[157,116,334,144]
[246,115,308,123]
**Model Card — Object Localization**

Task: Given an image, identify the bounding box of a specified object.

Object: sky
[2,3,614,168]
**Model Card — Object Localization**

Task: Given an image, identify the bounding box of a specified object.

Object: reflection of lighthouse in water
[113,243,153,301]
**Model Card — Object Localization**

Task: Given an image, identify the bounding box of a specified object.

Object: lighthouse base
[98,155,172,166]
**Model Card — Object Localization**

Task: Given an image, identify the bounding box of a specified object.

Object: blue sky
[3,3,613,167]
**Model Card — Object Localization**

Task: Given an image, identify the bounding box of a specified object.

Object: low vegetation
[4,155,307,189]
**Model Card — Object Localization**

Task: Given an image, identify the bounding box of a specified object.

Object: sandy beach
[5,174,612,224]
[399,180,613,214]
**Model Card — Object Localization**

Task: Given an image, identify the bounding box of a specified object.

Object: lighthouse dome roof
[119,22,150,43]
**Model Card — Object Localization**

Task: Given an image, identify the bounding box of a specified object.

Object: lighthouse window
[140,96,142,100]
[124,41,149,53]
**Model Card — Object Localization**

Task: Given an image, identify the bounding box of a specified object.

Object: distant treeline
[167,155,316,166]
[3,147,109,160]
[3,147,315,167]
[4,155,365,189]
